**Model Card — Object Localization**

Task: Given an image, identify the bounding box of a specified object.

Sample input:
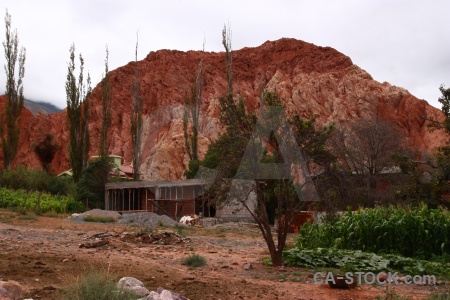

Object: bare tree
[329,118,405,205]
[1,10,26,170]
[131,34,143,181]
[337,119,403,176]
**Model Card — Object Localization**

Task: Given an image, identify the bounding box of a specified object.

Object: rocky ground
[0,210,448,300]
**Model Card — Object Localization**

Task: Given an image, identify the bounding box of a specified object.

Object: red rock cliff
[1,38,447,178]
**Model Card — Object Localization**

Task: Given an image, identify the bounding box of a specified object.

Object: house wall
[139,186,198,220]
[215,180,257,222]
[106,180,257,222]
[105,188,141,211]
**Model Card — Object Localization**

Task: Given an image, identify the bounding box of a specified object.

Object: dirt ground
[0,210,448,300]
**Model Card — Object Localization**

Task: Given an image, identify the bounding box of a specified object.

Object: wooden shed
[105,179,213,220]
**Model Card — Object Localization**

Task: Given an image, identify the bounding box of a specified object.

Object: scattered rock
[117,277,150,297]
[0,280,22,300]
[157,287,189,300]
[243,263,253,270]
[146,291,162,300]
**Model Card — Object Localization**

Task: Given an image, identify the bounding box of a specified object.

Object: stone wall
[216,180,257,222]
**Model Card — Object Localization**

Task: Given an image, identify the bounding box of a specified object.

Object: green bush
[60,269,136,300]
[0,166,75,196]
[76,157,116,209]
[295,205,450,258]
[181,254,207,268]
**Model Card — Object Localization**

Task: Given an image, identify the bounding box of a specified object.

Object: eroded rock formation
[0,38,447,178]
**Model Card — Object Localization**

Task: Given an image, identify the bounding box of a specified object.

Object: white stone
[160,289,175,300]
[117,277,144,289]
[147,291,161,300]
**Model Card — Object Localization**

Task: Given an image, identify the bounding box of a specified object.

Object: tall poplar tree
[1,10,26,170]
[65,44,91,182]
[131,34,143,180]
[183,41,204,163]
[99,45,112,158]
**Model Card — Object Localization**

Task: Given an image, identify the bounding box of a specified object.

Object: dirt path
[0,212,446,299]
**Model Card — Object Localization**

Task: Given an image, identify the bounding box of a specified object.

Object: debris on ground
[120,231,190,245]
[78,230,190,249]
[179,215,200,226]
[78,239,109,249]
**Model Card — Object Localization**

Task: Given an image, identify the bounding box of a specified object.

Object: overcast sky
[1,0,449,109]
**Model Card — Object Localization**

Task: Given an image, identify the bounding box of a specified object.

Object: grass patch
[181,254,207,268]
[43,212,62,218]
[376,286,411,300]
[60,269,136,300]
[216,227,226,233]
[427,291,450,300]
[175,225,187,237]
[83,215,116,223]
[18,214,38,221]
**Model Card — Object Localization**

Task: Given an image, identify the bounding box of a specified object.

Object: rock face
[0,38,447,178]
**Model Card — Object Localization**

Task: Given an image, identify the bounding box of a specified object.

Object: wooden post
[121,189,125,211]
[202,198,205,218]
[128,189,131,211]
[145,188,148,211]
[114,190,117,211]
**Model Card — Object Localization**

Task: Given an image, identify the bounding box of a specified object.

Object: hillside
[24,99,62,115]
[0,38,447,177]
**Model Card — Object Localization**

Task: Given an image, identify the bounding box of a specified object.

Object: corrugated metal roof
[105,179,208,190]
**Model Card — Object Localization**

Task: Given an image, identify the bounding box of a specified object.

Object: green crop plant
[283,248,450,277]
[295,205,450,259]
[0,187,82,214]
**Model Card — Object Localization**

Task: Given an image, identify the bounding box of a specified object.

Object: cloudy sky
[1,0,449,109]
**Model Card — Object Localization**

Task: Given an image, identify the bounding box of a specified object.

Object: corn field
[296,205,450,258]
[0,187,82,214]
